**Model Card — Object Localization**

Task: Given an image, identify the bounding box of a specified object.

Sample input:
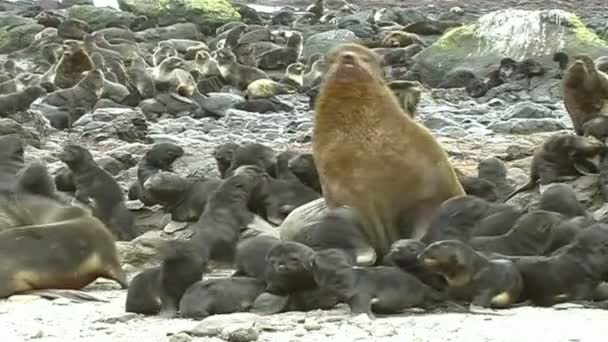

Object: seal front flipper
[251,292,289,315]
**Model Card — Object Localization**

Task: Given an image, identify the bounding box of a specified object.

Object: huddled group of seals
[2,0,608,328]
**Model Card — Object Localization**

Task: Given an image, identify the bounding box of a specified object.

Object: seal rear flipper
[251,292,289,315]
[21,289,109,302]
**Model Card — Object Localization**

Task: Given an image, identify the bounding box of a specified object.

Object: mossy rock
[68,5,137,31]
[117,0,241,35]
[414,9,608,86]
[0,14,44,54]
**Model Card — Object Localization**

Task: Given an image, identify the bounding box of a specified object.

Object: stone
[501,102,554,120]
[67,5,137,31]
[0,14,44,54]
[117,0,240,35]
[303,29,358,60]
[414,9,608,86]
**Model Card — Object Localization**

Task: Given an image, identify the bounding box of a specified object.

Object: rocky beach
[1,0,608,341]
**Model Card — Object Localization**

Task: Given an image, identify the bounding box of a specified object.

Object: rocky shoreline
[1,0,608,341]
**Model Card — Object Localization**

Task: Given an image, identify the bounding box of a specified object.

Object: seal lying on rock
[313,43,465,263]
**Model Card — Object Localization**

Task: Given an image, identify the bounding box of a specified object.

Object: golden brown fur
[562,55,608,135]
[381,31,422,48]
[53,40,95,89]
[313,43,465,258]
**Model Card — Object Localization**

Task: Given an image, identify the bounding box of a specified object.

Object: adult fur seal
[0,193,127,298]
[562,55,608,135]
[42,69,105,112]
[313,43,464,260]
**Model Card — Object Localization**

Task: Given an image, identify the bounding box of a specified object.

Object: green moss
[432,24,476,50]
[154,0,239,20]
[566,13,607,45]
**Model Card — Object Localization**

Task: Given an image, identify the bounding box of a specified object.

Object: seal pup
[0,193,127,298]
[381,31,423,48]
[245,62,305,99]
[126,56,156,100]
[216,48,268,90]
[469,210,560,256]
[257,32,304,70]
[0,134,26,191]
[42,69,105,112]
[313,43,465,260]
[58,144,137,241]
[53,40,95,89]
[562,55,608,135]
[190,165,270,262]
[419,240,523,308]
[143,172,221,222]
[131,142,184,204]
[504,134,606,201]
[212,142,240,178]
[179,277,266,319]
[151,56,196,97]
[125,240,205,317]
[513,223,608,306]
[233,235,282,280]
[152,44,178,67]
[387,80,423,118]
[309,248,442,317]
[194,50,221,78]
[0,86,47,116]
[382,239,446,290]
[223,143,276,178]
[287,152,321,194]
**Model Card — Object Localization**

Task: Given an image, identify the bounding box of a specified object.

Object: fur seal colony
[3,0,608,339]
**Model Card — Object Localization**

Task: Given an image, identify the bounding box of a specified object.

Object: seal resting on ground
[312,43,465,262]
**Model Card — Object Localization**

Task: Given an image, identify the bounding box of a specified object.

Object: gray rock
[220,323,260,342]
[423,115,461,130]
[437,126,469,138]
[303,29,357,60]
[488,119,567,134]
[187,313,269,337]
[501,102,554,119]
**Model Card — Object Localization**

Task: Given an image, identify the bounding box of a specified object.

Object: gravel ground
[2,277,608,342]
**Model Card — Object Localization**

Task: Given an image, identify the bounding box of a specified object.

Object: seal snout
[339,51,357,66]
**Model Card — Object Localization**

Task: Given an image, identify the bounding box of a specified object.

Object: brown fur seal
[245,63,305,100]
[152,56,196,97]
[53,40,95,89]
[387,80,424,118]
[42,69,105,111]
[419,239,523,308]
[381,31,423,48]
[216,48,268,90]
[0,193,127,298]
[504,134,606,201]
[0,86,47,116]
[313,43,465,259]
[562,55,608,135]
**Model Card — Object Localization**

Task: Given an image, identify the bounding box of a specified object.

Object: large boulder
[303,29,358,60]
[117,0,240,35]
[0,13,44,53]
[68,5,137,31]
[414,9,608,86]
